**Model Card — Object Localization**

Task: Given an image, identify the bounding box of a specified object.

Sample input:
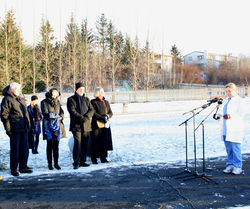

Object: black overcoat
[0,85,30,134]
[91,97,113,153]
[67,93,94,132]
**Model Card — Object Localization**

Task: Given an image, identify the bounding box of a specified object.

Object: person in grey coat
[67,82,94,169]
[0,82,33,176]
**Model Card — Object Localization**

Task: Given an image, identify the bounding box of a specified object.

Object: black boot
[91,158,98,164]
[101,158,109,163]
[54,164,61,170]
[48,164,54,170]
[11,170,19,176]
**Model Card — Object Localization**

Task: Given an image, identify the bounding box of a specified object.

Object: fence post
[123,103,128,113]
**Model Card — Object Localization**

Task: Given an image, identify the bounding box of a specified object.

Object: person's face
[226,87,235,98]
[51,90,59,99]
[12,87,21,96]
[31,99,38,106]
[99,89,104,98]
[76,87,85,96]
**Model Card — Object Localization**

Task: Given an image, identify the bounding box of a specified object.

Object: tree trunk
[32,45,36,93]
[5,30,9,85]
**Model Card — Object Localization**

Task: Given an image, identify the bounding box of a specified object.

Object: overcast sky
[1,0,250,56]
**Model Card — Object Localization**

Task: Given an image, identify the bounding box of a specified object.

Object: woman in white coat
[214,83,245,175]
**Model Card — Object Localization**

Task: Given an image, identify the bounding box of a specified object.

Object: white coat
[217,95,245,143]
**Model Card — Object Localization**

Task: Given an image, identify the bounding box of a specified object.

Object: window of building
[197,55,204,60]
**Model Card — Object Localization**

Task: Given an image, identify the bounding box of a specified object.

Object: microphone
[207,97,223,104]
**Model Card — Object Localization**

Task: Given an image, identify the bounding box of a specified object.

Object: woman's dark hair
[31,95,38,101]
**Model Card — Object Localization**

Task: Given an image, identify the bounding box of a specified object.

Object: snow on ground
[0,97,250,179]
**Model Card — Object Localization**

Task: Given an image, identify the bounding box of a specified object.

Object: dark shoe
[79,162,90,167]
[54,165,61,170]
[91,158,98,164]
[101,158,109,163]
[26,166,33,169]
[73,165,79,170]
[19,168,33,174]
[11,170,19,176]
[48,165,54,170]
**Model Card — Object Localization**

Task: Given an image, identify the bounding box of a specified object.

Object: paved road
[1,154,250,209]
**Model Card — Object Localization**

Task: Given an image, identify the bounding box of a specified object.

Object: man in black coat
[67,82,94,169]
[0,82,33,176]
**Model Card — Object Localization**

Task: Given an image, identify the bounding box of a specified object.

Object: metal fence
[58,86,247,104]
[1,86,247,105]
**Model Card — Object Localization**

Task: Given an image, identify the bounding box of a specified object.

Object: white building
[184,51,239,69]
[153,53,173,72]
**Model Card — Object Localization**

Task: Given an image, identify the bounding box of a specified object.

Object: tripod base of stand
[182,171,218,184]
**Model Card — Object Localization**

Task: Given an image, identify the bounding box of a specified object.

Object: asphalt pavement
[1,154,250,209]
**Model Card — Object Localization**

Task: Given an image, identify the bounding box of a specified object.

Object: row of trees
[0,11,249,94]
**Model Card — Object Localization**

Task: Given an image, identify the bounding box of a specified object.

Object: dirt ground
[1,154,250,209]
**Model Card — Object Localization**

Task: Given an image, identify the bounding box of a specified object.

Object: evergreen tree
[107,21,124,91]
[170,44,182,87]
[96,13,108,57]
[170,44,182,64]
[0,10,21,87]
[96,13,108,86]
[65,15,80,90]
[37,18,54,91]
[122,35,133,65]
[80,18,94,92]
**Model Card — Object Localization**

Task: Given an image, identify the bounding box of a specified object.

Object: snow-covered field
[1,97,250,179]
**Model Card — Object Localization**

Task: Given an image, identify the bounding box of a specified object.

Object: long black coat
[41,90,66,140]
[91,97,113,130]
[67,93,94,132]
[0,85,30,134]
[91,97,113,154]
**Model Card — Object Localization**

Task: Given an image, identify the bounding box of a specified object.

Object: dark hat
[75,82,84,90]
[31,95,38,101]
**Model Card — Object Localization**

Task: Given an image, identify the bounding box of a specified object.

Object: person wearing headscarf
[41,88,65,170]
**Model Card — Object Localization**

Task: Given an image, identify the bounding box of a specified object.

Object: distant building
[153,53,173,72]
[184,51,240,70]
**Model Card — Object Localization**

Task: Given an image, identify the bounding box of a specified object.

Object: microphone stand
[172,103,211,179]
[182,103,221,184]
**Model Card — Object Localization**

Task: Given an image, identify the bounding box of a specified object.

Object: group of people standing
[0,81,246,178]
[0,82,113,176]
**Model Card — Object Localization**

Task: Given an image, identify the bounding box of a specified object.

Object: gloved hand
[213,114,220,120]
[101,114,109,123]
[81,116,87,123]
[223,114,231,119]
[6,131,12,137]
[49,112,61,119]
